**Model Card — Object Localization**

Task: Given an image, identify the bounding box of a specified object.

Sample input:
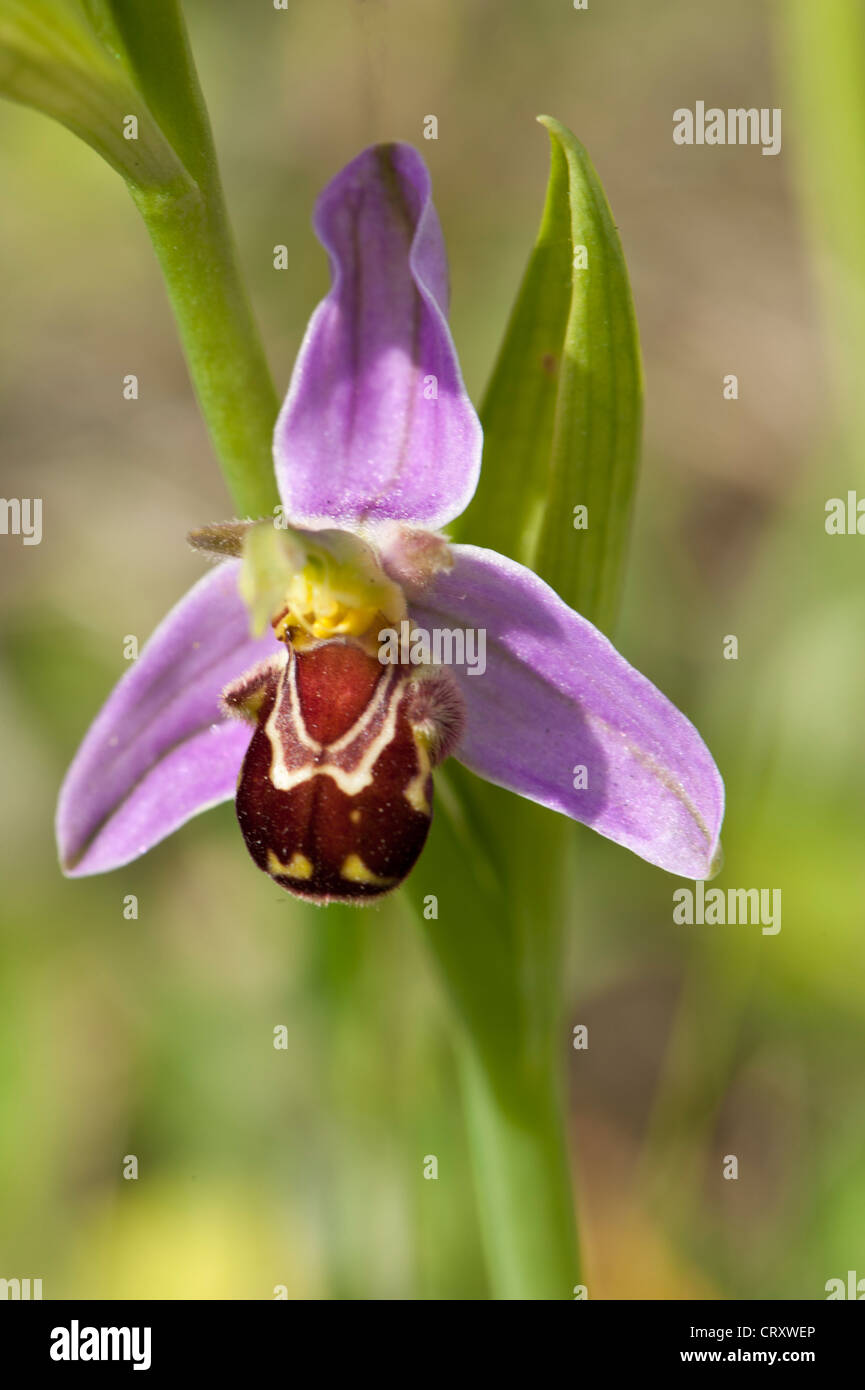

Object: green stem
[130,181,280,517]
[111,0,280,517]
[458,1043,580,1300]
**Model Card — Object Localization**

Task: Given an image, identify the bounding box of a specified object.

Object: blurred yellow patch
[58,1178,322,1300]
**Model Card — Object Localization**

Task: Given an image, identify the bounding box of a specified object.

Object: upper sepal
[273,143,482,532]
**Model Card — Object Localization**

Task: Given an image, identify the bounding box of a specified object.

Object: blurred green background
[2,0,864,1299]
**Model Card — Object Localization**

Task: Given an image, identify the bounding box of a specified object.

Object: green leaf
[0,0,188,192]
[0,0,281,518]
[410,118,647,1290]
[460,115,643,636]
[101,0,222,196]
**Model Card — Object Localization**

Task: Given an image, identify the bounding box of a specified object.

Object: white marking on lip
[265,649,408,798]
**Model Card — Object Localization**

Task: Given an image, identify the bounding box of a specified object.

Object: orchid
[56,143,723,904]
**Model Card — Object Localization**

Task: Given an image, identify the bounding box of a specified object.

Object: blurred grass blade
[776,0,865,446]
[461,115,643,635]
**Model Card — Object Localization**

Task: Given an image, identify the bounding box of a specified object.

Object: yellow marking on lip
[349,809,362,824]
[340,854,396,887]
[403,733,432,816]
[267,849,314,880]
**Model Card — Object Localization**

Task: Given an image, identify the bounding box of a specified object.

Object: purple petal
[57,561,275,876]
[411,546,725,879]
[274,143,482,531]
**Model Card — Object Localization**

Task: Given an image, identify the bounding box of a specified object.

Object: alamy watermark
[378,621,486,676]
[825,492,865,534]
[1,1276,42,1299]
[673,103,781,157]
[826,1270,865,1299]
[0,497,41,545]
[50,1321,151,1371]
[673,881,781,935]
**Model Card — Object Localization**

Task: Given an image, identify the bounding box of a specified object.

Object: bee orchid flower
[57,144,724,904]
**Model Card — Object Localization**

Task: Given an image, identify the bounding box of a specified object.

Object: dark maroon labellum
[223,638,464,903]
